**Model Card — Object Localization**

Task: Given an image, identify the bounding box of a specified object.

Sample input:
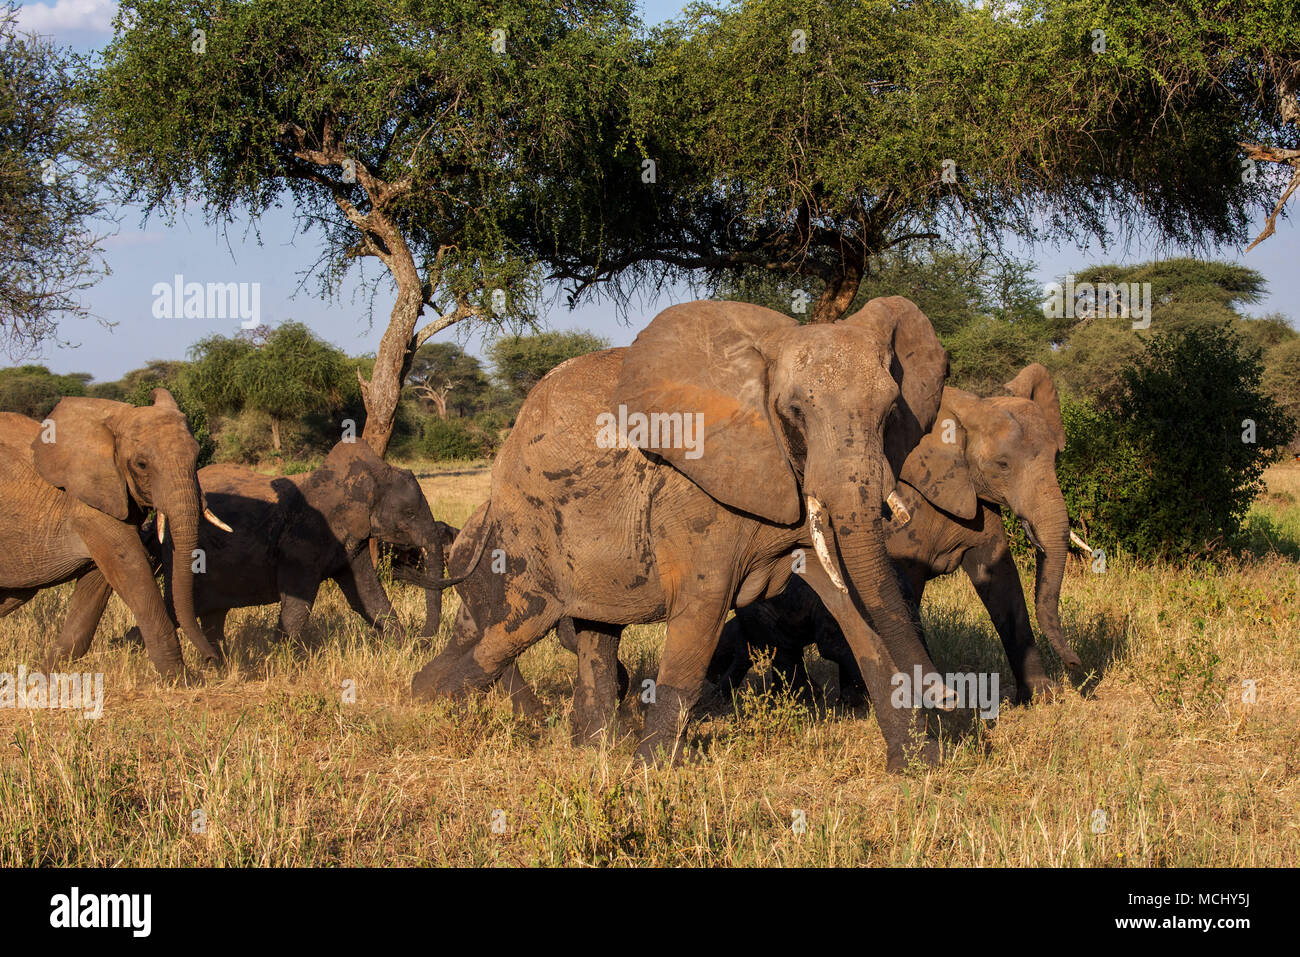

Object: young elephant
[159,440,453,651]
[0,391,227,677]
[708,363,1082,706]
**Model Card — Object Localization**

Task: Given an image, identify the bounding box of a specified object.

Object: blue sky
[14,0,1300,381]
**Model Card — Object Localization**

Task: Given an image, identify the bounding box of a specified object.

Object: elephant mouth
[1019,518,1044,552]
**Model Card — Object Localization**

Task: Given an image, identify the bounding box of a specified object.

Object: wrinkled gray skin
[707,364,1080,705]
[0,390,225,677]
[412,297,955,772]
[153,440,451,652]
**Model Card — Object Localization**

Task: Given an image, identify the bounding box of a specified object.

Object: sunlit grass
[1,462,1298,866]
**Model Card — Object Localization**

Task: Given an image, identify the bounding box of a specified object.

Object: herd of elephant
[0,296,1085,772]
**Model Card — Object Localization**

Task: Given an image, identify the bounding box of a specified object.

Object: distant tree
[0,363,90,417]
[0,3,111,354]
[405,342,490,419]
[489,330,610,404]
[1263,338,1300,445]
[187,321,352,453]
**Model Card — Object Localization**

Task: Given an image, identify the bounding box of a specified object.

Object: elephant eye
[135,459,148,471]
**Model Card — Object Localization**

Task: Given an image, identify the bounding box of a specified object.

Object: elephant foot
[497,664,545,720]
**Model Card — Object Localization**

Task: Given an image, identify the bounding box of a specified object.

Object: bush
[1058,325,1293,560]
[421,417,486,461]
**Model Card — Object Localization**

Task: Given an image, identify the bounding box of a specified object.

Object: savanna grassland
[1,462,1298,867]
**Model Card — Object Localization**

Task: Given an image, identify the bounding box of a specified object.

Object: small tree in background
[1059,326,1293,559]
[187,321,353,454]
[0,364,90,417]
[489,330,610,405]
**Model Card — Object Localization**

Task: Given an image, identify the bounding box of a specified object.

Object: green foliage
[489,330,610,403]
[0,364,89,417]
[1262,338,1300,445]
[1058,326,1293,560]
[421,416,486,461]
[186,321,356,454]
[120,358,216,466]
[0,3,111,352]
[404,342,492,418]
[92,0,641,322]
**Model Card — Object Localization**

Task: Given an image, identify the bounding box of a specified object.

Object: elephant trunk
[1024,487,1080,674]
[421,534,446,637]
[815,471,953,709]
[156,470,222,665]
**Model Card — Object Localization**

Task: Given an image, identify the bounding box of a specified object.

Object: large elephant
[0,390,225,677]
[153,440,454,652]
[412,297,956,771]
[708,363,1082,705]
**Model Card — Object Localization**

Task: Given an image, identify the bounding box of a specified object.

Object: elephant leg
[771,643,814,700]
[43,567,113,670]
[798,563,940,772]
[201,609,228,658]
[77,517,185,679]
[0,589,38,618]
[709,617,754,699]
[336,551,402,641]
[278,579,321,642]
[570,619,625,746]
[961,543,1051,704]
[636,597,731,765]
[411,590,562,707]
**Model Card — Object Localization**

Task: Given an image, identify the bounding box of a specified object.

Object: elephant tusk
[1070,530,1093,553]
[886,490,911,526]
[1020,519,1044,552]
[204,507,233,533]
[156,511,166,543]
[806,496,848,594]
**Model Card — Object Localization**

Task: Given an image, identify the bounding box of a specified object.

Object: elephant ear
[899,408,978,520]
[1005,363,1066,452]
[611,300,802,524]
[843,296,951,476]
[318,439,383,541]
[30,397,132,521]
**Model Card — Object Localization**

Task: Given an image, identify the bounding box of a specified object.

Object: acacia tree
[552,0,1282,322]
[0,2,111,353]
[93,0,640,454]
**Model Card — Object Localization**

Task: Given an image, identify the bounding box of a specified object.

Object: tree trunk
[810,266,864,323]
[361,281,425,457]
[270,416,281,453]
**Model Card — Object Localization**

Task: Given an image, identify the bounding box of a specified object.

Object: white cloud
[16,0,118,35]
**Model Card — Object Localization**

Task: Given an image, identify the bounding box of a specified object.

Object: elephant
[412,296,958,771]
[0,390,226,678]
[152,439,455,652]
[706,363,1082,706]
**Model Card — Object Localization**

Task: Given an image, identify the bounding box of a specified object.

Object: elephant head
[612,295,949,684]
[899,363,1081,673]
[31,388,228,664]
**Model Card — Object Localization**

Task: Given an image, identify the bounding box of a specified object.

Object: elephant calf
[157,440,455,651]
[708,363,1082,706]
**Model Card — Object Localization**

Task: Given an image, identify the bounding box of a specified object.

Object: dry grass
[2,462,1298,866]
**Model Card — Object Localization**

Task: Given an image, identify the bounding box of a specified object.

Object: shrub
[421,417,485,461]
[1057,325,1293,560]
